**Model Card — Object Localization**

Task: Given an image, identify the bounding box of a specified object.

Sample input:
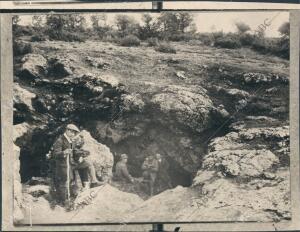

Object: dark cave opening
[18,124,196,190]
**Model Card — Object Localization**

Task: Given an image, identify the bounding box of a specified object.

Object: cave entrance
[108,132,197,190]
[18,127,58,183]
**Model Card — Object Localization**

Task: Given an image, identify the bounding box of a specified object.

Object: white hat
[121,154,128,159]
[66,124,80,132]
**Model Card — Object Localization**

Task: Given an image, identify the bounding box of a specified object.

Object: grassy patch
[155,42,176,54]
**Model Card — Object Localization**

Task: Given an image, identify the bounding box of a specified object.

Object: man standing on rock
[114,154,134,183]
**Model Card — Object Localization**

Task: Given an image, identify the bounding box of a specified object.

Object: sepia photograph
[11,11,291,225]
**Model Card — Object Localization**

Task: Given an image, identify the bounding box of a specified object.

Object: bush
[250,36,289,59]
[102,36,120,44]
[276,37,289,59]
[212,31,224,40]
[239,33,255,46]
[146,37,159,47]
[155,42,176,54]
[198,34,214,46]
[13,25,34,37]
[251,37,268,53]
[188,39,203,46]
[214,35,241,49]
[119,35,141,47]
[31,34,47,42]
[13,40,32,56]
[47,30,86,42]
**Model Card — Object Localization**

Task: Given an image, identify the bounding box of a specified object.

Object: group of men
[114,153,172,196]
[48,124,173,208]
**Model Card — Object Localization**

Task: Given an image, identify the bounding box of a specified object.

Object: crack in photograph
[12,11,290,224]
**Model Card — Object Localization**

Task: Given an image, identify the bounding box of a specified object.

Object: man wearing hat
[52,124,100,206]
[114,154,134,183]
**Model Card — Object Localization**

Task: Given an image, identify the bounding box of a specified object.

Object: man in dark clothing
[52,124,101,206]
[114,154,134,183]
[141,155,159,196]
[154,153,172,194]
[52,124,79,206]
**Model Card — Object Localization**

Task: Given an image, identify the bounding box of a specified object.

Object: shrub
[276,37,289,59]
[13,25,34,37]
[239,33,255,46]
[212,31,224,40]
[168,33,185,42]
[47,30,86,42]
[155,42,176,54]
[198,34,214,46]
[265,37,290,59]
[251,37,268,53]
[31,34,47,42]
[103,36,120,44]
[250,36,289,59]
[13,40,32,56]
[119,35,141,47]
[146,37,159,47]
[188,39,203,46]
[214,35,241,49]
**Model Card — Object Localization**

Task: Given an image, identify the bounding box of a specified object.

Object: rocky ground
[13,38,290,224]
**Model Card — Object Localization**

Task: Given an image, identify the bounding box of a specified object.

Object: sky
[19,11,289,37]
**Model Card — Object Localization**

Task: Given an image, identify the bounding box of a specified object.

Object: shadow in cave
[166,156,193,187]
[18,125,61,183]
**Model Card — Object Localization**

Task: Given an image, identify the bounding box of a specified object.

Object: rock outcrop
[189,169,290,222]
[13,84,36,111]
[21,184,144,224]
[150,85,215,133]
[13,122,31,142]
[243,72,289,84]
[48,55,75,77]
[203,149,279,178]
[190,123,290,222]
[79,130,114,181]
[20,53,47,80]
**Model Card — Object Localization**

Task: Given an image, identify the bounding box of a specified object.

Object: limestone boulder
[188,169,291,222]
[214,86,250,100]
[242,72,289,84]
[207,126,290,166]
[150,85,214,133]
[239,126,289,141]
[85,56,110,69]
[48,56,74,78]
[121,93,145,113]
[79,130,114,181]
[13,83,36,111]
[20,53,47,80]
[203,149,279,178]
[13,122,31,142]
